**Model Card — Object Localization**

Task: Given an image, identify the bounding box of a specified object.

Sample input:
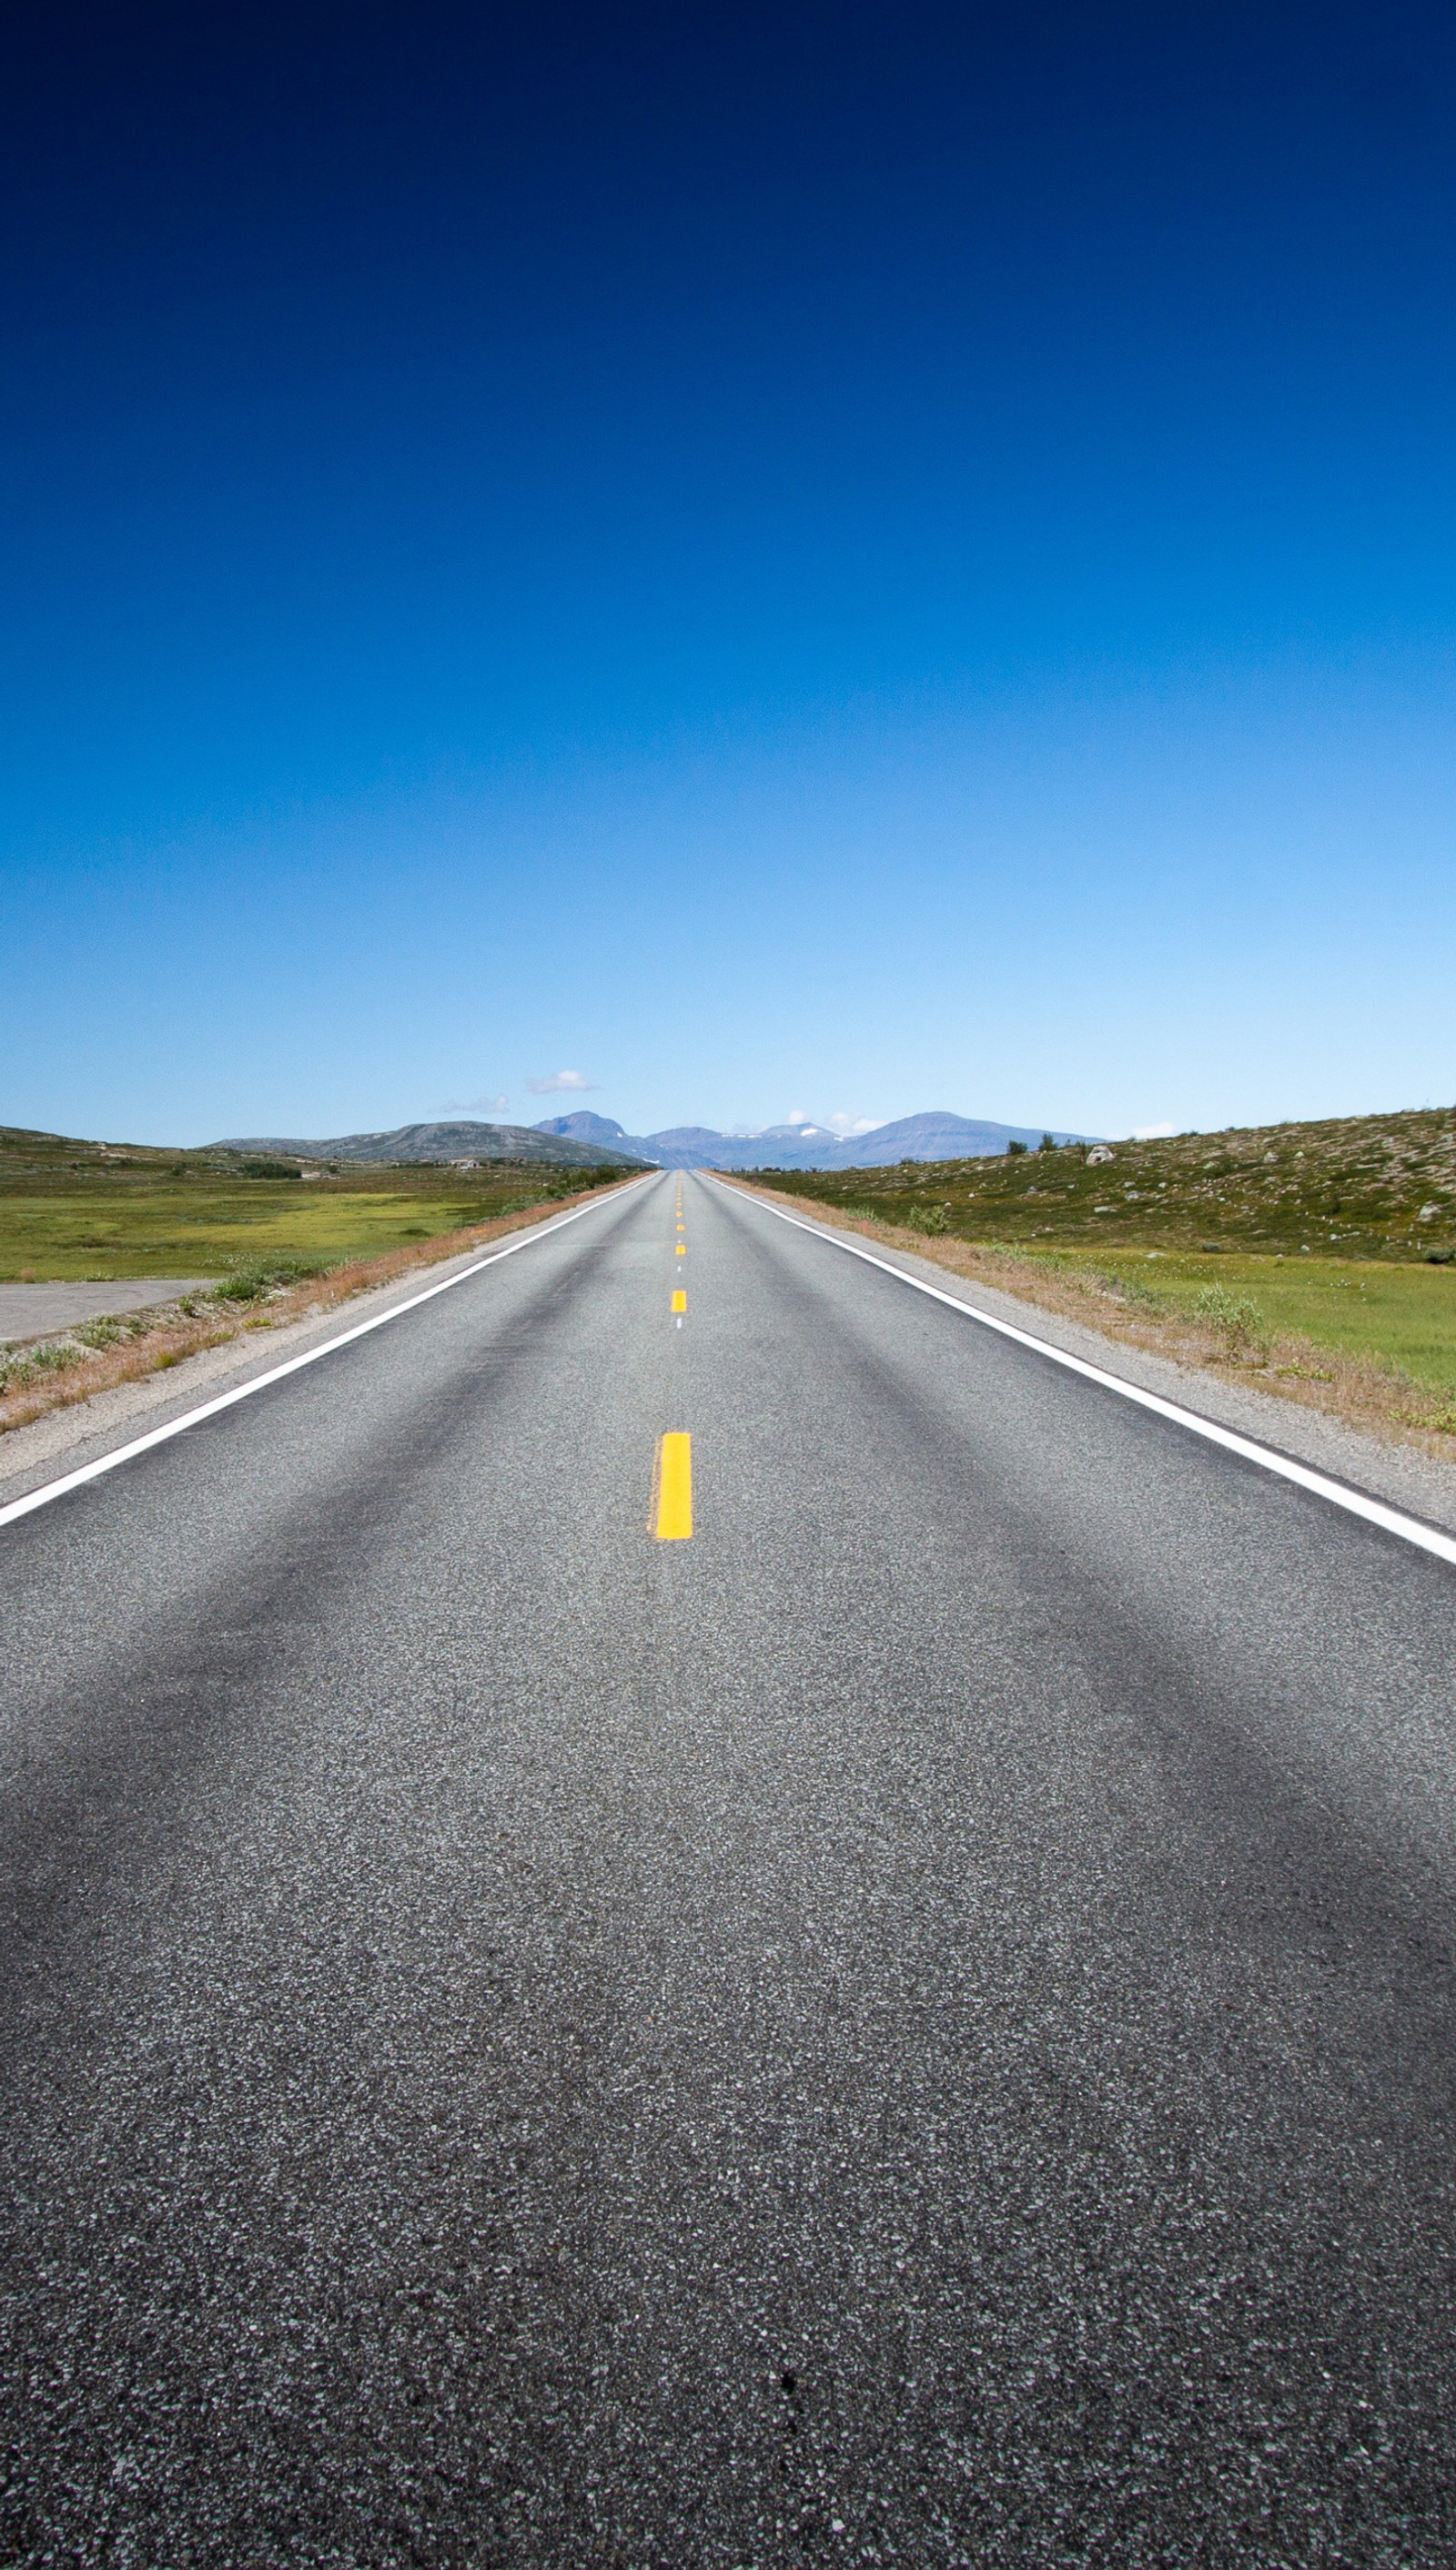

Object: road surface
[2,1170,1454,2565]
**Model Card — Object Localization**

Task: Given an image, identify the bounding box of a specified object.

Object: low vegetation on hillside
[0,1126,627,1282]
[739,1107,1456,1447]
[743,1106,1456,1261]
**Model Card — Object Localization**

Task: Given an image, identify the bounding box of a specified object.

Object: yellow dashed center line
[652,1432,693,1539]
[654,1189,693,1517]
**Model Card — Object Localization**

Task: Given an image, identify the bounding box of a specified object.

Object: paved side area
[0,1278,207,1343]
[2,1171,1455,2562]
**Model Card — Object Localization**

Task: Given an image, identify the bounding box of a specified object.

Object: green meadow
[0,1128,624,1282]
[1003,1244,1456,1399]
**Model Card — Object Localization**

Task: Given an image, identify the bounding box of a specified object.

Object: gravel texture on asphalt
[2,1171,1455,2566]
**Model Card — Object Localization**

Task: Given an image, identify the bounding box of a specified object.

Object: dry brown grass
[720,1179,1456,1462]
[0,1183,633,1444]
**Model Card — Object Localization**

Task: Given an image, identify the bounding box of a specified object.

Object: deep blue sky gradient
[3,1,1454,1142]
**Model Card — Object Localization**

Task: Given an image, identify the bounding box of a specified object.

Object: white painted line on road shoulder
[717,1181,1456,1572]
[0,1176,658,1533]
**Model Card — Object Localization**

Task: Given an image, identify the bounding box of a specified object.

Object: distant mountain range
[534,1110,1097,1169]
[217,1109,1097,1172]
[215,1119,645,1169]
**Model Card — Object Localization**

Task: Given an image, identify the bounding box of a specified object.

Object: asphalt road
[2,1169,1455,2567]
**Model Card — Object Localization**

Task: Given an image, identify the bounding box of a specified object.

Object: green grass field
[0,1126,625,1281]
[1004,1244,1456,1398]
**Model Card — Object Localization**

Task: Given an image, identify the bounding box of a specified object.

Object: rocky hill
[215,1120,644,1169]
[743,1107,1456,1261]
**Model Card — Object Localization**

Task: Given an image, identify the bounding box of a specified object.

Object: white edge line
[711,1177,1456,1572]
[0,1174,659,1532]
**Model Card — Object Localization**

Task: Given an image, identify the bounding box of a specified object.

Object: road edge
[712,1175,1456,1564]
[0,1174,658,1529]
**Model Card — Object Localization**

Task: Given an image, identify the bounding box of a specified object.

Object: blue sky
[3,1,1453,1145]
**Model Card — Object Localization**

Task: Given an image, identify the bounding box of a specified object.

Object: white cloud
[1129,1120,1177,1138]
[439,1092,509,1114]
[526,1069,597,1094]
[784,1108,881,1138]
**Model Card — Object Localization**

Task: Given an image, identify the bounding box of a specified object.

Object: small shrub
[75,1316,124,1350]
[1193,1283,1269,1357]
[1096,1271,1160,1309]
[0,1339,83,1394]
[1006,1138,1028,1157]
[29,1341,78,1375]
[211,1256,326,1304]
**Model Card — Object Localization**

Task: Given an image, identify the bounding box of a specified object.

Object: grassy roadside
[0,1179,636,1445]
[719,1180,1456,1458]
[0,1131,629,1281]
[1020,1245,1456,1393]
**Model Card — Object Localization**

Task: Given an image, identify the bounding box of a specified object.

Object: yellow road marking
[675,1242,686,1256]
[652,1432,693,1539]
[672,1288,686,1313]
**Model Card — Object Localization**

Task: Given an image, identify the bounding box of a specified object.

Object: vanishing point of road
[2,1171,1455,2565]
